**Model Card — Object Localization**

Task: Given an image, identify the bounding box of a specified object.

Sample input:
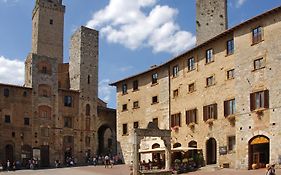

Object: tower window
[5,115,11,123]
[50,19,53,25]
[4,88,9,97]
[88,75,90,84]
[64,96,73,107]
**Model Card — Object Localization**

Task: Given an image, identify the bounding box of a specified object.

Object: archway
[206,138,217,165]
[21,145,32,168]
[173,143,182,161]
[63,136,74,165]
[5,144,14,162]
[98,125,115,155]
[248,135,269,169]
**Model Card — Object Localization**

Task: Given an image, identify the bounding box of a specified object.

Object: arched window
[37,61,51,74]
[86,104,90,116]
[38,84,52,97]
[38,106,51,118]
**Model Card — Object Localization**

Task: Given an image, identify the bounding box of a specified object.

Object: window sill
[122,109,128,112]
[122,92,128,96]
[187,68,196,73]
[151,82,159,87]
[132,107,140,110]
[251,39,264,46]
[132,89,139,92]
[151,102,159,105]
[172,76,179,79]
[122,134,129,136]
[205,60,214,65]
[226,77,235,81]
[205,84,216,88]
[225,53,234,57]
[252,66,265,72]
[188,90,196,94]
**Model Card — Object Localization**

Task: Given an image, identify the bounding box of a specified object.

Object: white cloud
[1,0,19,3]
[86,0,195,55]
[236,0,246,7]
[119,66,134,72]
[99,79,115,103]
[0,56,24,85]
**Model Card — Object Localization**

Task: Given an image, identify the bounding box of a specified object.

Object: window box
[226,114,236,121]
[188,122,196,129]
[206,118,214,125]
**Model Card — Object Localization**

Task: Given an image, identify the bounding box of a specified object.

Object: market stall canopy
[171,146,201,152]
[139,147,166,154]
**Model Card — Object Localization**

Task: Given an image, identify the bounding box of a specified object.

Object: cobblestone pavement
[0,165,280,175]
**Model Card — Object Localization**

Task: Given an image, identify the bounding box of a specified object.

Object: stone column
[133,131,140,175]
[163,137,171,171]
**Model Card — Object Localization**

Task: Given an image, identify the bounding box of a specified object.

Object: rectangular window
[4,88,9,97]
[186,109,197,125]
[122,104,128,111]
[250,90,269,111]
[133,122,139,129]
[86,118,90,130]
[188,83,195,93]
[64,117,73,128]
[203,104,218,121]
[224,99,236,117]
[152,73,158,84]
[50,19,53,25]
[173,89,179,98]
[171,113,181,127]
[252,26,262,44]
[187,57,195,71]
[206,49,214,63]
[254,58,264,70]
[152,96,158,104]
[133,101,139,109]
[122,123,128,135]
[226,39,234,55]
[227,69,235,80]
[206,76,215,87]
[85,136,91,147]
[64,96,73,107]
[4,115,11,123]
[133,80,139,91]
[24,118,30,126]
[172,65,179,77]
[228,136,236,152]
[122,83,127,95]
[153,118,158,127]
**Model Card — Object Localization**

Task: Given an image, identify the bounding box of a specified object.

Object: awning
[139,147,165,154]
[172,146,200,152]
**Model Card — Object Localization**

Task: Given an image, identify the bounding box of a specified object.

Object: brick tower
[196,0,228,45]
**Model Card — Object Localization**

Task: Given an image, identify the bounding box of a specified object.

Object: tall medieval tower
[69,26,99,153]
[31,0,65,63]
[196,0,228,45]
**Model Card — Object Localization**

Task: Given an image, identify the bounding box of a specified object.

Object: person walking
[266,164,276,175]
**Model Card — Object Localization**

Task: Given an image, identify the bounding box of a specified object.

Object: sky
[0,0,280,108]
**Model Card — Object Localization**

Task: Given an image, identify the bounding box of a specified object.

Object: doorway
[248,135,269,169]
[206,138,217,165]
[5,144,14,162]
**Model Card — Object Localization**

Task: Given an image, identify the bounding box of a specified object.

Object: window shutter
[224,101,228,117]
[171,115,174,127]
[179,113,181,127]
[250,93,255,111]
[264,90,269,108]
[214,104,218,119]
[186,111,189,125]
[203,106,207,121]
[195,109,198,124]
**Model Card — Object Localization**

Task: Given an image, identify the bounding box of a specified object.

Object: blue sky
[0,0,280,108]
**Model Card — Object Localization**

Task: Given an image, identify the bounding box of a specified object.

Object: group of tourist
[0,158,39,171]
[87,154,123,167]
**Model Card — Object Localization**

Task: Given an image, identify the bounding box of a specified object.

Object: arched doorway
[40,145,50,167]
[248,135,269,169]
[5,144,14,162]
[21,145,32,168]
[206,138,217,165]
[152,143,161,162]
[173,143,182,161]
[98,125,116,155]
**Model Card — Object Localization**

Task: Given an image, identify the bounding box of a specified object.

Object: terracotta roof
[0,83,32,89]
[110,5,281,86]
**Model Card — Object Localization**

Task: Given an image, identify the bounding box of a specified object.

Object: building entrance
[206,138,217,165]
[248,135,269,169]
[5,144,14,162]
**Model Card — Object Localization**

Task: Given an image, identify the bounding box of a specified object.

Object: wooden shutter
[171,115,174,127]
[250,93,255,111]
[264,90,269,109]
[186,111,190,125]
[179,113,181,127]
[224,101,228,117]
[203,106,207,121]
[214,104,218,119]
[194,109,197,124]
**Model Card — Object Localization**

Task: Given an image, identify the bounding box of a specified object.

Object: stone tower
[196,0,228,45]
[31,0,65,63]
[69,26,99,152]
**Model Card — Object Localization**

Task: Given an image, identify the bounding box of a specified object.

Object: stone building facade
[0,0,116,167]
[111,3,281,170]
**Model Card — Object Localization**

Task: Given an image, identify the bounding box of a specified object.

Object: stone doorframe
[133,122,171,175]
